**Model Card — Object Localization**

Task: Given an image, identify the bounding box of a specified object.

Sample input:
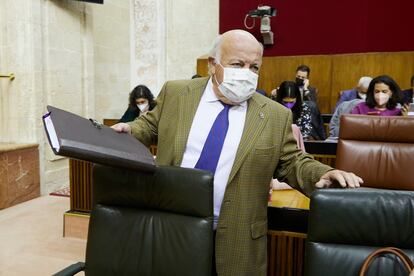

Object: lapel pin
[259,112,264,119]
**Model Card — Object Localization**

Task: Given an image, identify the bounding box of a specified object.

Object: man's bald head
[209,30,263,63]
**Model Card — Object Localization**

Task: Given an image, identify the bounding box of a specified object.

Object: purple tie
[195,102,231,174]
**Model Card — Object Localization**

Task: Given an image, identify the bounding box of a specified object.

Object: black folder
[42,105,156,172]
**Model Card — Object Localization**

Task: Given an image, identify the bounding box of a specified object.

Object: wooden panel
[63,211,90,239]
[69,159,93,212]
[259,56,303,96]
[300,55,332,114]
[267,231,307,276]
[197,51,414,114]
[381,52,414,88]
[331,53,384,111]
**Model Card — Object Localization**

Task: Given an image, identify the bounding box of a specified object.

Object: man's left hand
[315,170,363,189]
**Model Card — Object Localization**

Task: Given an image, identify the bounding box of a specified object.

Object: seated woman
[119,85,156,123]
[351,75,405,116]
[275,81,313,139]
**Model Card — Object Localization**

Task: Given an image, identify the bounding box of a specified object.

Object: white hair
[358,76,373,88]
[208,35,223,61]
[207,35,222,75]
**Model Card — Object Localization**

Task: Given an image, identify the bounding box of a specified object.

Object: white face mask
[358,92,367,100]
[215,64,258,103]
[137,103,149,112]
[375,93,390,106]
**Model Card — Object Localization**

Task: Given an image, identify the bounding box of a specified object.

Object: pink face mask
[375,93,390,106]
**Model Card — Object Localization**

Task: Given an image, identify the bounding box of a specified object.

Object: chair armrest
[53,262,85,276]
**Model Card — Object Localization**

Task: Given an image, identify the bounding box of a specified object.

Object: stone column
[130,0,166,96]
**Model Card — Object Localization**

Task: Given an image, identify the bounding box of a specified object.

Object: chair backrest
[305,188,414,276]
[85,164,214,276]
[336,114,414,190]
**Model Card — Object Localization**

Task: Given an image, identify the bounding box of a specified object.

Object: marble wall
[0,0,219,195]
[0,0,130,194]
[130,0,219,96]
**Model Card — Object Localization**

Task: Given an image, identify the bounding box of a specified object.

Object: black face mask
[295,78,304,86]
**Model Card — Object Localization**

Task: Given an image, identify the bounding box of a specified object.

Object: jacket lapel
[174,77,209,166]
[227,95,269,184]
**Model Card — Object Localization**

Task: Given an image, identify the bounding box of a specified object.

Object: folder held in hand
[42,105,156,172]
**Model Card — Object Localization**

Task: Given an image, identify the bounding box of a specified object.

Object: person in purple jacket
[351,75,408,116]
[335,76,372,110]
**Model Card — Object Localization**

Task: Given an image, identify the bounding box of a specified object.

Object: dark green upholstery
[305,188,414,276]
[55,164,214,276]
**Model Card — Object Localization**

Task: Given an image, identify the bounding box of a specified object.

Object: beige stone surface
[0,196,86,276]
[0,0,131,195]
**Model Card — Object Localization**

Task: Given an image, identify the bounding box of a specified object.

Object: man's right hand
[303,79,310,90]
[111,123,132,134]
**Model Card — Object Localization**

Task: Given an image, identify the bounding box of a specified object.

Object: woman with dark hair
[119,85,156,122]
[351,75,406,116]
[275,81,312,139]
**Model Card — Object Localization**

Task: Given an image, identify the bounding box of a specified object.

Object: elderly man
[335,76,373,110]
[112,30,362,276]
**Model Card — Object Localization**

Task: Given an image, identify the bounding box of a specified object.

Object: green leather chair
[55,164,214,276]
[305,188,414,276]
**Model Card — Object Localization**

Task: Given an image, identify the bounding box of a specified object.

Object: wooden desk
[269,189,310,209]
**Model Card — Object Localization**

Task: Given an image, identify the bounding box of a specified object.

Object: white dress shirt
[181,78,247,228]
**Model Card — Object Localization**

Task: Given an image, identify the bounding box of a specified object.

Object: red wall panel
[219,0,414,56]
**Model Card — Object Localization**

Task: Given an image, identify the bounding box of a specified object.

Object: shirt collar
[204,77,248,108]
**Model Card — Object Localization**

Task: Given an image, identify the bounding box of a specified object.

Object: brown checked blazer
[129,77,332,276]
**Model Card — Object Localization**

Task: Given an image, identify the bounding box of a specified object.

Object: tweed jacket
[128,77,332,276]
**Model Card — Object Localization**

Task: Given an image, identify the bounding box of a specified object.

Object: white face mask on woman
[215,64,258,103]
[137,103,149,113]
[375,93,390,106]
